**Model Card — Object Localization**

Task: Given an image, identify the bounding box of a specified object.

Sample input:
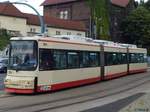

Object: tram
[4,35,147,93]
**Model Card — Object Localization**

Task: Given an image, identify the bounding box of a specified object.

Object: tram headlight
[4,79,9,84]
[4,79,33,88]
[4,79,11,85]
[21,80,33,87]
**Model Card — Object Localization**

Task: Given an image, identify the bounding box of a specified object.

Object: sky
[0,0,45,15]
[0,0,148,15]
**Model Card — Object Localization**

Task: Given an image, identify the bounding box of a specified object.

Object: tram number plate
[40,85,51,91]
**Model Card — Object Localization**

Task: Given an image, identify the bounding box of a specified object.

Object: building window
[7,30,21,37]
[56,31,61,35]
[46,29,48,33]
[67,32,71,35]
[30,28,36,32]
[77,33,82,36]
[33,28,36,32]
[114,17,118,26]
[59,10,68,20]
[60,11,64,19]
[64,11,68,19]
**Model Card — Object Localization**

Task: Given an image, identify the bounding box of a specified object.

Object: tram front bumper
[4,76,35,93]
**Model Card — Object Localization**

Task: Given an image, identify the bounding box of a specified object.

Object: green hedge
[0,29,10,50]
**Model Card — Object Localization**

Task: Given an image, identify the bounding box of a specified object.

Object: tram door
[38,49,53,91]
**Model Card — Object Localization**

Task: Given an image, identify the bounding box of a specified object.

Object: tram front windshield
[9,41,37,71]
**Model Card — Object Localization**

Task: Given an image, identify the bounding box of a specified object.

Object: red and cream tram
[4,35,147,93]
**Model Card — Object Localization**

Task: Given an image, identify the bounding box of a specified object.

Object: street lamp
[2,1,45,34]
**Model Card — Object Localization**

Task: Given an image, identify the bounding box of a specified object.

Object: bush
[0,29,11,50]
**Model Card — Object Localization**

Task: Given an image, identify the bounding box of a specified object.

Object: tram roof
[10,36,145,50]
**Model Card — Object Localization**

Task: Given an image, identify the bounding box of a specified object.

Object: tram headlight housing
[4,79,11,85]
[20,80,34,88]
[4,79,34,88]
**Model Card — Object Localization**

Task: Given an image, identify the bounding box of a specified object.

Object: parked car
[0,58,8,73]
[148,56,150,67]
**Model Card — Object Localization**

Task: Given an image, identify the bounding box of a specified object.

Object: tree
[140,0,145,5]
[121,6,150,47]
[88,0,110,40]
[0,29,10,50]
[144,0,150,11]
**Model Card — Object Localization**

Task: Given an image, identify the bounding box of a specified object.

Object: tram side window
[117,53,122,64]
[80,52,89,67]
[53,50,67,69]
[112,53,118,65]
[130,53,138,63]
[130,53,135,63]
[67,52,79,68]
[105,53,112,66]
[130,53,146,63]
[89,52,99,67]
[144,54,147,63]
[39,49,53,70]
[121,53,127,64]
[138,53,144,63]
[138,53,147,63]
[105,52,118,66]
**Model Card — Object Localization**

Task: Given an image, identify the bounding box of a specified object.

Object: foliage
[121,6,150,47]
[144,0,150,11]
[0,29,10,50]
[88,0,110,40]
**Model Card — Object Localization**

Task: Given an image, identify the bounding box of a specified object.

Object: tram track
[0,72,149,112]
[28,75,150,112]
[0,72,149,99]
[0,74,147,98]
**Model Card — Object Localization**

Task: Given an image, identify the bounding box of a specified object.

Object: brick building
[41,0,136,42]
[109,0,136,42]
[42,0,91,36]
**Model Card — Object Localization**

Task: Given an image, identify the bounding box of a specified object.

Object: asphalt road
[0,71,149,112]
[0,73,6,91]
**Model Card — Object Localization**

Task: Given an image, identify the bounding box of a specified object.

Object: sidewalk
[82,93,146,112]
[0,90,5,95]
[119,93,150,112]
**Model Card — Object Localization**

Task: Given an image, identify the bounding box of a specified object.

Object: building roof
[111,0,130,7]
[41,0,131,7]
[41,0,77,6]
[0,3,86,31]
[24,13,86,31]
[0,3,25,18]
